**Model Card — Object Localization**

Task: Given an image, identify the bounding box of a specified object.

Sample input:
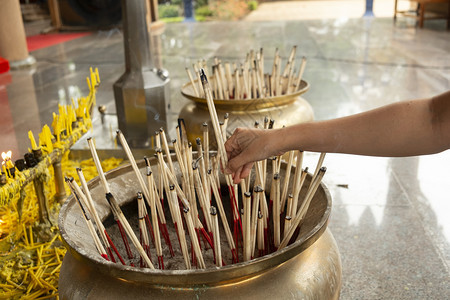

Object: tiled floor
[1,7,449,299]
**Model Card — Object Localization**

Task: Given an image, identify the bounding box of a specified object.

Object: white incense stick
[306,152,326,194]
[76,168,111,256]
[87,137,154,269]
[279,167,326,250]
[280,151,294,212]
[160,128,175,175]
[144,164,163,265]
[257,211,264,257]
[137,192,152,267]
[273,173,281,248]
[169,188,191,269]
[193,162,212,233]
[66,177,108,259]
[183,207,206,269]
[208,170,236,261]
[202,123,210,171]
[116,130,154,217]
[196,138,209,202]
[186,67,199,97]
[117,130,169,256]
[243,191,252,261]
[290,151,304,217]
[284,194,293,237]
[294,57,307,92]
[199,69,227,167]
[250,186,262,256]
[210,206,222,267]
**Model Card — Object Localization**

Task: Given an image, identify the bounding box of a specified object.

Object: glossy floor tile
[1,16,449,299]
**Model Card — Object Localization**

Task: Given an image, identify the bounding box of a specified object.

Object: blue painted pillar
[183,0,195,21]
[364,0,374,17]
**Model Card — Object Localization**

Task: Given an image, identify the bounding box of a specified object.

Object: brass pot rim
[59,154,331,287]
[181,77,310,111]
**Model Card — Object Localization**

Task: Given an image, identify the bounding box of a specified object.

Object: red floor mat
[27,32,91,52]
[0,57,9,74]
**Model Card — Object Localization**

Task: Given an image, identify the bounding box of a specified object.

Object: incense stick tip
[192,156,202,170]
[210,206,217,215]
[199,68,208,83]
[105,192,114,205]
[254,185,263,193]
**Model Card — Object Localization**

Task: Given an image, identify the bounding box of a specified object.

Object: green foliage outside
[158,0,255,22]
[195,5,214,18]
[158,4,181,18]
[195,0,209,9]
[248,0,258,11]
[161,16,185,23]
[171,0,183,6]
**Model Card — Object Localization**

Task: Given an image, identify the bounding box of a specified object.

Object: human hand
[224,127,284,183]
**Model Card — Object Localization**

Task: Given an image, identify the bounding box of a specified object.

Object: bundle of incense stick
[67,76,327,270]
[185,46,307,100]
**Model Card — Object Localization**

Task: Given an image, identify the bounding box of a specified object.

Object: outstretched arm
[225,90,450,183]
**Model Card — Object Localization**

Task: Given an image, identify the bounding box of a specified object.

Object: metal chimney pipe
[114,0,170,148]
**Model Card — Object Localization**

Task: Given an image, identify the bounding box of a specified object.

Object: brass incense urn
[58,155,342,299]
[179,78,314,144]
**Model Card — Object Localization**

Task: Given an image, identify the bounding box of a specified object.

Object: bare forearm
[225,91,450,183]
[274,91,450,157]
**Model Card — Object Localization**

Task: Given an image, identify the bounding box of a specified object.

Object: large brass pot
[179,78,314,145]
[58,156,342,299]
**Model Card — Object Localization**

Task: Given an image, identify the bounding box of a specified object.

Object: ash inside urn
[104,185,240,270]
[102,175,325,271]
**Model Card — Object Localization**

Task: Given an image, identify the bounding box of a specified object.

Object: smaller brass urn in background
[179,77,314,147]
